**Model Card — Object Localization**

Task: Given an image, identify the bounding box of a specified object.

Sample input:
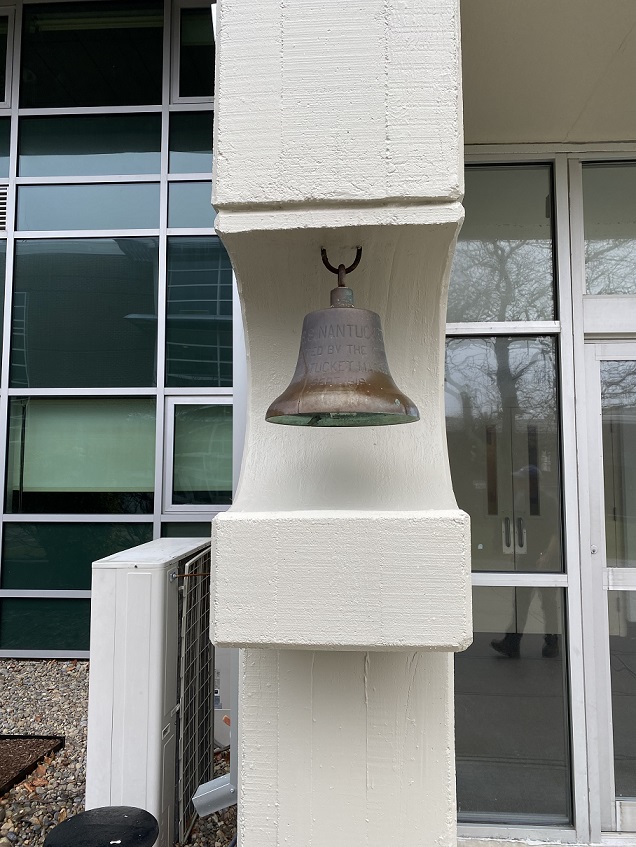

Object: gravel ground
[0,660,236,847]
[183,754,236,847]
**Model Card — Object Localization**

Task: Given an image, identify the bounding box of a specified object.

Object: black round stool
[43,806,159,847]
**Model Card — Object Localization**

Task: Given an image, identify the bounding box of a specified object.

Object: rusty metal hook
[321,247,362,287]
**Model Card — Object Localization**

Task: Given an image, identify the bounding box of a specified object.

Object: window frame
[162,393,233,514]
[4,394,159,515]
[170,0,216,106]
[452,152,588,845]
[0,8,14,111]
[18,1,165,110]
[0,0,226,659]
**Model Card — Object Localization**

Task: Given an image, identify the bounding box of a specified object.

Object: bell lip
[265,404,420,427]
[266,383,420,423]
[266,384,420,427]
[265,409,420,427]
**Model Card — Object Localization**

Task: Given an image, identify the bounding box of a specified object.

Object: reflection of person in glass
[491,464,560,658]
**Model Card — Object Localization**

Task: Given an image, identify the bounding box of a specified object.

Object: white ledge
[212,509,472,651]
[215,201,464,234]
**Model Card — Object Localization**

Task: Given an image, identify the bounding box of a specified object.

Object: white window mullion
[554,152,592,844]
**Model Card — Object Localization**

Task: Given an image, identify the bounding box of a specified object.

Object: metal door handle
[503,517,512,552]
[515,517,527,554]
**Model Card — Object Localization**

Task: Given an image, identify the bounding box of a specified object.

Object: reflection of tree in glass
[448,239,554,323]
[601,361,636,409]
[586,239,636,295]
[445,337,557,430]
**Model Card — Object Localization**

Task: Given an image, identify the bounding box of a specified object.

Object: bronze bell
[265,248,420,427]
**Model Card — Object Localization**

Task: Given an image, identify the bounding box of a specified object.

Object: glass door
[584,342,636,833]
[446,162,577,831]
[447,335,572,826]
[447,336,563,576]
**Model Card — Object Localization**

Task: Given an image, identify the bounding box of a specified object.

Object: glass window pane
[448,166,555,322]
[601,360,636,568]
[0,598,90,651]
[169,112,213,173]
[6,398,156,514]
[19,115,162,177]
[179,7,215,99]
[584,163,636,295]
[173,404,232,505]
[456,586,571,823]
[1,523,153,590]
[0,17,8,104]
[20,2,163,108]
[11,238,158,389]
[161,522,210,537]
[17,184,160,232]
[0,118,10,177]
[166,237,232,387]
[168,182,214,228]
[608,591,636,796]
[445,336,563,572]
[0,240,6,353]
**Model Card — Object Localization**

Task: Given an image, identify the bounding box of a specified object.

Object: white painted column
[212,2,470,845]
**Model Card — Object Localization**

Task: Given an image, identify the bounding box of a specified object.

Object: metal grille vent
[0,186,8,231]
[176,546,214,843]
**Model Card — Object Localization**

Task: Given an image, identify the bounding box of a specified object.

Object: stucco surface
[213,510,471,650]
[238,649,457,847]
[213,0,467,842]
[214,0,463,206]
[220,215,464,516]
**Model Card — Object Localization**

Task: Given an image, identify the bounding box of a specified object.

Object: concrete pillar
[211,2,470,846]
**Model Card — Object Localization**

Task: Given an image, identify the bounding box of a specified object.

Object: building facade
[0,0,635,845]
[0,0,235,656]
[450,5,636,840]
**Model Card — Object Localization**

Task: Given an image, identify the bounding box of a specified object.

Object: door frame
[449,153,590,844]
[580,341,636,836]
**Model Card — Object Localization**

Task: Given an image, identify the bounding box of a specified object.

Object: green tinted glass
[6,398,156,514]
[19,115,162,177]
[173,404,232,505]
[11,238,158,388]
[179,7,215,98]
[161,522,210,538]
[0,241,6,350]
[21,2,163,108]
[169,112,213,173]
[2,523,153,590]
[168,182,214,228]
[0,598,91,650]
[166,237,232,387]
[0,118,10,177]
[17,184,160,231]
[0,17,7,104]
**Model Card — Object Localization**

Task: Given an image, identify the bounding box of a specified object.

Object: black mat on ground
[0,735,64,796]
